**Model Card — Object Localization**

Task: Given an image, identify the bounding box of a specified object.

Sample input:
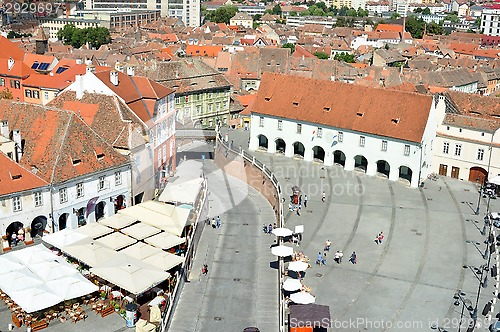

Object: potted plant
[114,303,120,312]
[120,308,126,317]
[110,300,116,307]
[100,291,107,300]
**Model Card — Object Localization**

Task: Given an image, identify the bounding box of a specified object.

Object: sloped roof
[0,152,48,196]
[446,90,500,118]
[0,100,130,184]
[0,36,25,61]
[252,73,433,143]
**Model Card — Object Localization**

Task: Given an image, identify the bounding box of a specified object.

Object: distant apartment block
[40,17,100,40]
[482,6,500,37]
[286,16,336,28]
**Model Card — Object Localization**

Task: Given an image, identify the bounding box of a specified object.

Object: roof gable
[0,152,48,196]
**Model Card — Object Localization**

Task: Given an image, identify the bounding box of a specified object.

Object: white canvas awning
[158,177,203,204]
[0,256,26,275]
[9,285,63,313]
[142,251,184,271]
[120,242,162,260]
[29,260,79,281]
[90,255,169,295]
[74,222,114,239]
[121,223,161,240]
[144,232,185,250]
[98,213,137,229]
[0,269,44,293]
[118,202,189,237]
[42,228,89,249]
[62,240,119,267]
[10,245,62,265]
[95,232,137,251]
[46,275,99,300]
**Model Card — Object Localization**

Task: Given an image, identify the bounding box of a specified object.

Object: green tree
[272,4,282,16]
[282,43,295,53]
[206,5,238,24]
[422,7,431,15]
[0,88,13,100]
[334,52,355,63]
[404,16,425,38]
[356,8,368,17]
[57,24,111,49]
[338,6,348,16]
[253,14,262,21]
[314,51,329,59]
[427,22,444,35]
[346,8,357,16]
[444,13,459,23]
[57,24,77,44]
[391,12,400,19]
[315,2,327,12]
[289,11,298,16]
[336,17,347,27]
[414,7,422,13]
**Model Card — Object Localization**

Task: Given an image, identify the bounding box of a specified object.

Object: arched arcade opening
[399,166,413,184]
[257,134,268,150]
[31,216,47,238]
[312,146,325,162]
[376,160,390,178]
[293,142,305,158]
[333,150,346,166]
[275,138,286,154]
[354,155,368,172]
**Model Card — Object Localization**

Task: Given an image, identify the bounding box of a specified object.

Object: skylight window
[391,118,400,124]
[72,159,81,166]
[356,112,364,117]
[323,107,331,112]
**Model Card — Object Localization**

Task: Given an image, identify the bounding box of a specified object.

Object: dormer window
[356,112,364,117]
[95,148,105,160]
[292,102,299,107]
[264,97,271,101]
[72,159,81,166]
[391,118,400,124]
[10,173,22,180]
[323,107,331,112]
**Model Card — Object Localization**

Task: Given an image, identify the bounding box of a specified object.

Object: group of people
[10,229,25,247]
[316,240,346,265]
[209,216,221,229]
[374,232,385,244]
[288,194,308,216]
[263,223,277,234]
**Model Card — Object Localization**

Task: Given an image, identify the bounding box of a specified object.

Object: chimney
[76,59,83,65]
[12,129,22,162]
[115,62,124,72]
[0,120,8,138]
[126,65,135,76]
[7,58,14,71]
[110,70,119,86]
[75,74,84,99]
[86,64,95,73]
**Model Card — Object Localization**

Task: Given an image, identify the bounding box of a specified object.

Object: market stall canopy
[90,255,169,295]
[144,232,186,250]
[158,177,204,205]
[142,251,184,271]
[29,260,79,281]
[288,261,309,272]
[9,244,62,265]
[9,285,63,313]
[290,291,316,305]
[272,228,293,237]
[73,222,114,239]
[42,228,89,248]
[118,201,190,237]
[120,242,162,260]
[121,223,162,241]
[0,269,44,293]
[95,232,137,251]
[135,319,157,332]
[98,213,137,229]
[271,245,294,257]
[62,240,119,267]
[0,256,26,275]
[289,304,331,329]
[283,278,302,292]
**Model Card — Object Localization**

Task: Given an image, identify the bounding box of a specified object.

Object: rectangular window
[338,132,343,142]
[404,145,410,156]
[454,144,462,156]
[34,191,43,207]
[317,128,322,138]
[44,91,49,99]
[59,188,68,204]
[297,123,302,134]
[12,196,22,212]
[359,136,365,147]
[381,140,387,151]
[278,120,283,130]
[98,176,105,191]
[443,142,449,154]
[76,182,84,198]
[115,171,122,186]
[477,148,484,161]
[0,78,4,86]
[259,117,264,127]
[33,90,39,99]
[25,89,32,98]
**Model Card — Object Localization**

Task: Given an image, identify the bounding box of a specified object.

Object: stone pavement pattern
[224,127,500,331]
[168,161,279,332]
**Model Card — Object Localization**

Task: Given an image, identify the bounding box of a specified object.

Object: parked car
[243,328,260,332]
[489,319,500,331]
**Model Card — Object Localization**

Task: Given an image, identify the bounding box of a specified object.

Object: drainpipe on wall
[418,143,424,187]
[487,133,494,178]
[50,184,56,232]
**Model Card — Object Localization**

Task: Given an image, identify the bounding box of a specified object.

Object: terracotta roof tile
[0,152,48,196]
[0,36,25,61]
[252,73,433,143]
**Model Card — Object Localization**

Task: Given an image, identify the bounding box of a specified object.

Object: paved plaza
[222,127,500,331]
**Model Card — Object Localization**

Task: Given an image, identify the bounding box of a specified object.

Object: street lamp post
[454,291,473,332]
[475,185,482,215]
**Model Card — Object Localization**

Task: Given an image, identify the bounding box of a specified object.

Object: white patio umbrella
[9,285,64,313]
[290,291,316,304]
[489,175,500,185]
[288,261,309,272]
[283,278,302,292]
[30,260,79,281]
[272,227,293,237]
[142,251,184,271]
[42,228,88,248]
[46,275,99,300]
[271,245,294,257]
[0,269,44,293]
[0,256,25,275]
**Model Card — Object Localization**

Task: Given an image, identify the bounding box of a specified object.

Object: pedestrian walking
[268,223,273,235]
[338,250,343,263]
[230,140,234,148]
[263,224,268,234]
[202,264,208,275]
[350,251,357,264]
[322,191,326,202]
[11,233,17,246]
[211,218,216,229]
[321,252,327,265]
[374,233,380,245]
[296,208,300,216]
[378,232,384,244]
[299,195,302,205]
[324,240,332,252]
[216,216,221,228]
[316,252,322,265]
[304,194,308,208]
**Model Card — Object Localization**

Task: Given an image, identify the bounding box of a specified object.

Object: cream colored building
[40,18,101,40]
[230,12,253,28]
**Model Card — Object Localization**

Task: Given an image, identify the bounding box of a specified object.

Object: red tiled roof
[62,101,99,126]
[252,73,433,143]
[185,45,224,57]
[292,45,315,58]
[0,100,129,184]
[375,24,404,33]
[0,152,48,196]
[0,58,35,79]
[0,36,25,61]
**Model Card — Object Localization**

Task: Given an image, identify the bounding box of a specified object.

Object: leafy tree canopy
[282,43,295,53]
[205,5,238,24]
[334,52,355,63]
[314,51,329,59]
[57,24,111,49]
